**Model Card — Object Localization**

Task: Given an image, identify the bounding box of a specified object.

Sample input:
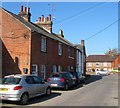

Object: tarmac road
[1,74,118,107]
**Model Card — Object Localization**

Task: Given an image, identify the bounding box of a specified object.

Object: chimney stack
[35,14,53,33]
[59,29,64,38]
[18,5,31,22]
[81,40,85,46]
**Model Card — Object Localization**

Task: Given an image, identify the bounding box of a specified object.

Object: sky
[1,1,119,56]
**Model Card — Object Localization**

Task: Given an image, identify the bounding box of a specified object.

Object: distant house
[86,55,119,72]
[112,55,120,71]
[1,6,86,78]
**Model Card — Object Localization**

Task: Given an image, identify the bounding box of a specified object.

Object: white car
[96,70,110,75]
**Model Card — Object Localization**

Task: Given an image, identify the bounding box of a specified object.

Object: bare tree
[105,48,118,56]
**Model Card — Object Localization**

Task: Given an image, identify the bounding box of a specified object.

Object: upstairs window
[58,42,62,55]
[41,37,46,52]
[96,62,99,67]
[103,62,107,66]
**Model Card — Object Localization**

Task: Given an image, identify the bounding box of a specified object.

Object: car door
[66,73,75,87]
[32,76,46,95]
[25,76,37,97]
[68,73,76,86]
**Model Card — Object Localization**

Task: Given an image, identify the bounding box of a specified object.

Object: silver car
[0,74,51,105]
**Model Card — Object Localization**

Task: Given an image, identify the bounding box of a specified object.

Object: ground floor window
[58,65,62,72]
[32,64,38,75]
[68,66,70,71]
[53,65,57,72]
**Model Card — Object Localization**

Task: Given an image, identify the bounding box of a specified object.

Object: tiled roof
[86,55,118,62]
[2,8,76,47]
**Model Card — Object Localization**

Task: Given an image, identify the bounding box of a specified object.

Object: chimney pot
[20,5,23,12]
[24,7,27,12]
[48,14,51,21]
[59,29,64,38]
[41,15,44,22]
[46,17,49,21]
[28,7,30,13]
[38,17,41,22]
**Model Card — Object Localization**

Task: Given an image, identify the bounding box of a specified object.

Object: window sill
[68,56,74,59]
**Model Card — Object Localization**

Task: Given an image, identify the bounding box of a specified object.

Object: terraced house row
[1,6,86,79]
[86,55,120,72]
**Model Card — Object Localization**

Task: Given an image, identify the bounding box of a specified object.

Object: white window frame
[41,36,46,52]
[103,62,107,67]
[58,42,62,55]
[41,65,46,79]
[88,62,92,67]
[58,65,62,72]
[32,64,38,75]
[96,62,99,66]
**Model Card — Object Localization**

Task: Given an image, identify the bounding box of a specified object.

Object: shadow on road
[85,75,102,85]
[1,91,61,106]
[27,92,61,105]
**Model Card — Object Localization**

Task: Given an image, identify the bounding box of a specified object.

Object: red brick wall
[31,32,76,78]
[1,8,77,78]
[1,9,31,76]
[112,55,120,69]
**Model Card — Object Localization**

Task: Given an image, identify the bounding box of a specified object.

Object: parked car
[0,74,51,105]
[47,72,76,90]
[70,72,85,84]
[96,70,110,75]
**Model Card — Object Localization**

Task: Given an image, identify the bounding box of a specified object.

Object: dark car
[70,72,85,84]
[47,72,76,90]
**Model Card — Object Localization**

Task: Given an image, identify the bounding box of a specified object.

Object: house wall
[86,62,112,72]
[1,7,85,78]
[1,9,31,77]
[31,32,76,78]
[112,55,120,70]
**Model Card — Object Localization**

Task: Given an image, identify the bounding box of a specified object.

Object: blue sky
[2,1,118,55]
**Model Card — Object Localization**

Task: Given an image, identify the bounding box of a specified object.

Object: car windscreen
[1,77,21,84]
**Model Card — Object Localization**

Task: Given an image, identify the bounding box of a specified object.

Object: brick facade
[1,8,31,77]
[86,55,120,72]
[1,6,86,78]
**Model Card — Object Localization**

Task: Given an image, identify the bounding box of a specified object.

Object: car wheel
[46,87,51,96]
[20,93,29,105]
[64,84,68,90]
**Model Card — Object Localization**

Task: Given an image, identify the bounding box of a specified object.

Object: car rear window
[51,74,60,77]
[1,77,21,84]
